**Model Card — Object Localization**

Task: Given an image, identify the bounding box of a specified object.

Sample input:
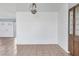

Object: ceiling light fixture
[31,3,37,14]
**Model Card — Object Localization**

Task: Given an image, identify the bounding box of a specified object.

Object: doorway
[68,4,79,56]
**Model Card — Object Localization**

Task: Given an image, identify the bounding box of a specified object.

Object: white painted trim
[67,51,70,54]
[16,43,58,45]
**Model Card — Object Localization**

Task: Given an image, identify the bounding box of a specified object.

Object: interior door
[69,4,79,56]
[74,6,79,56]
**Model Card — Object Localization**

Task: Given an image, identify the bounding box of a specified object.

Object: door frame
[68,4,79,55]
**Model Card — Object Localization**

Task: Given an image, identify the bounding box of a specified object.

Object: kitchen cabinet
[0,18,16,37]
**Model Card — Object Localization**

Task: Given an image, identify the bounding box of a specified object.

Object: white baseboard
[58,44,69,53]
[16,42,58,45]
[17,43,58,45]
[67,51,70,53]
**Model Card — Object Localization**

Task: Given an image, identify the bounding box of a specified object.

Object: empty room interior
[0,3,79,56]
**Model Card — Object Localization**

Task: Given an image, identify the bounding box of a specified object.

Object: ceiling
[16,3,63,12]
[0,3,63,12]
[0,3,77,13]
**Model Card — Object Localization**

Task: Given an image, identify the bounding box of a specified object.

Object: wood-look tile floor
[17,44,69,56]
[0,38,17,56]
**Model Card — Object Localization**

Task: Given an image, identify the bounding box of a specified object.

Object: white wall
[58,4,68,52]
[16,12,58,44]
[0,3,16,18]
[0,12,15,18]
